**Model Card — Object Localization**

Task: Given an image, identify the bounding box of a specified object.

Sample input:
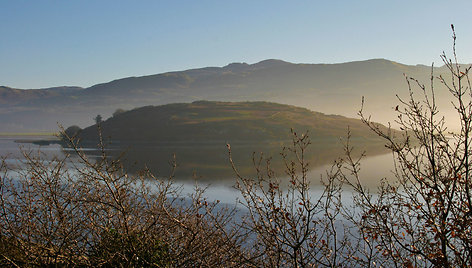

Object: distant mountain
[0,59,458,132]
[0,86,82,105]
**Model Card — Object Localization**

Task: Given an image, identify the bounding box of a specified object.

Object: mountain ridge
[0,58,435,91]
[0,58,462,132]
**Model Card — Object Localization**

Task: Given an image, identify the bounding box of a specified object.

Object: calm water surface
[0,135,395,205]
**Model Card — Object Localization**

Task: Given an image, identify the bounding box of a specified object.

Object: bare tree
[228,130,357,267]
[340,24,472,267]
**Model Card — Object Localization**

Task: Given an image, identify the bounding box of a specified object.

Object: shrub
[0,131,249,267]
[340,24,472,267]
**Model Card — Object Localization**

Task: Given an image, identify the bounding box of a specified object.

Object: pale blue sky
[1,0,472,88]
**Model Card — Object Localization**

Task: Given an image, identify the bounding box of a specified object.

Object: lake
[0,135,395,205]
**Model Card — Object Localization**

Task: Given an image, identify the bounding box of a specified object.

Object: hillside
[77,101,390,143]
[1,59,456,132]
[70,101,393,180]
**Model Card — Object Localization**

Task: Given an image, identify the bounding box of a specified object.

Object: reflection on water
[308,152,395,188]
[0,136,64,167]
[179,152,395,205]
[71,139,391,183]
[1,136,396,205]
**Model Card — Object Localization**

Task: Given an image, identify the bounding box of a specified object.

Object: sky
[2,0,472,89]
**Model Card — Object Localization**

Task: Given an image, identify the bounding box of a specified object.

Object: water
[0,135,395,206]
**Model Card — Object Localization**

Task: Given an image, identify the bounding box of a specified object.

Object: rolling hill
[68,101,394,180]
[76,101,391,144]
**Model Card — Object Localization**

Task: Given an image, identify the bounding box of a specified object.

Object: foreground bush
[341,25,472,267]
[0,133,248,267]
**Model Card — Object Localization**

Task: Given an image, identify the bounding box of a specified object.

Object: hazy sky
[2,0,472,89]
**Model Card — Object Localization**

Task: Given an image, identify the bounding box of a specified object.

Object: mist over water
[0,136,395,206]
